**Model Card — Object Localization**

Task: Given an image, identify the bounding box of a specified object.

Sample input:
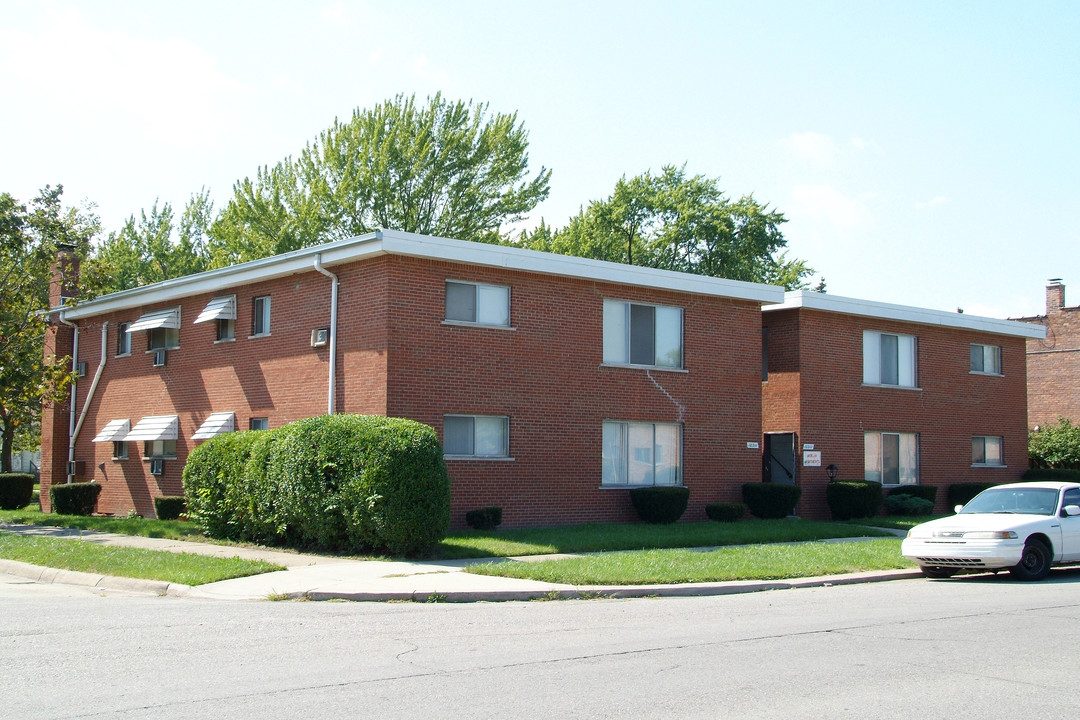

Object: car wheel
[1009,540,1052,581]
[921,566,958,579]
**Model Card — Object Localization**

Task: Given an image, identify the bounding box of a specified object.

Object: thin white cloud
[781,131,836,164]
[915,195,950,209]
[789,184,870,229]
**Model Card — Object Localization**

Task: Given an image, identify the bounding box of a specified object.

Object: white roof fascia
[191,412,235,440]
[764,290,1047,339]
[194,295,237,324]
[126,306,181,332]
[125,415,180,442]
[91,419,130,443]
[62,230,784,320]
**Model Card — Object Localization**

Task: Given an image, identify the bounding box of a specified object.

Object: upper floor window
[602,421,682,486]
[970,344,1002,375]
[143,439,177,460]
[972,436,1004,466]
[863,330,916,387]
[116,322,131,356]
[603,299,683,369]
[127,307,180,351]
[443,415,509,458]
[195,295,237,343]
[148,327,179,351]
[249,417,269,431]
[217,319,235,342]
[445,281,510,326]
[865,431,919,485]
[252,296,271,337]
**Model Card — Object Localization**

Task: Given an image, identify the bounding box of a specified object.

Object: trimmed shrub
[1023,468,1080,482]
[884,493,934,516]
[947,483,995,509]
[887,484,937,504]
[741,483,801,519]
[50,482,102,516]
[182,430,266,540]
[825,481,882,520]
[465,506,503,531]
[154,495,186,521]
[630,486,690,524]
[705,502,745,522]
[1028,417,1080,469]
[0,473,35,510]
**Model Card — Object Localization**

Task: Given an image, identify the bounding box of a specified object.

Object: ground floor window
[972,436,1004,466]
[249,417,269,431]
[443,415,509,458]
[602,421,681,486]
[864,431,918,485]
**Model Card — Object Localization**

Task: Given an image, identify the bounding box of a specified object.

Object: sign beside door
[803,450,822,467]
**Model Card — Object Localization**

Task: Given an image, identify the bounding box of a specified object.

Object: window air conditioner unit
[76,361,88,377]
[150,459,165,476]
[311,327,330,348]
[153,349,167,367]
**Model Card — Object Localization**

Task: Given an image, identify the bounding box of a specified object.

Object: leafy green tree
[517,165,814,289]
[210,93,551,265]
[0,186,98,471]
[1029,418,1080,469]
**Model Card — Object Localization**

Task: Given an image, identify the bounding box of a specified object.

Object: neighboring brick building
[41,230,783,527]
[1013,280,1080,429]
[762,291,1044,518]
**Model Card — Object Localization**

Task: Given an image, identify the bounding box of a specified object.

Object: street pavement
[0,522,918,602]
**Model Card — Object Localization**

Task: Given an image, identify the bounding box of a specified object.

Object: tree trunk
[1,421,14,473]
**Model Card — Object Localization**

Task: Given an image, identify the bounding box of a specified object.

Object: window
[972,436,1004,466]
[865,432,919,485]
[445,281,510,326]
[112,442,128,460]
[970,344,1002,375]
[602,421,682,486]
[252,296,271,336]
[148,327,179,350]
[143,440,177,459]
[443,415,509,457]
[116,322,131,356]
[217,318,235,342]
[603,300,683,368]
[250,417,269,431]
[863,331,916,387]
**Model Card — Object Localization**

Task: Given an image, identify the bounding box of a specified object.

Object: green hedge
[1022,468,1080,482]
[50,482,102,516]
[947,483,995,508]
[884,493,934,516]
[182,430,266,540]
[705,502,745,522]
[153,495,186,521]
[825,481,882,520]
[0,473,35,510]
[629,486,690,524]
[741,483,801,519]
[465,506,503,531]
[887,484,937,504]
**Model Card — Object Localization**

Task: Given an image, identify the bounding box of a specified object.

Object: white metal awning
[127,307,181,333]
[91,419,130,443]
[191,412,235,440]
[194,296,236,324]
[125,415,179,442]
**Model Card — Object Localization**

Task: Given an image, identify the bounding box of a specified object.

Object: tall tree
[210,93,551,265]
[518,165,814,289]
[0,186,98,471]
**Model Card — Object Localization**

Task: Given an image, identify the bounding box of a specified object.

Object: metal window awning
[194,296,236,324]
[127,307,181,333]
[191,412,235,440]
[125,415,179,442]
[91,419,130,443]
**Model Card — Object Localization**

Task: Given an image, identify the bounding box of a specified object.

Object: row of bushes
[182,414,451,555]
[0,473,36,510]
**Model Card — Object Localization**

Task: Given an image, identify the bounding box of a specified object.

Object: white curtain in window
[653,424,681,485]
[477,285,509,326]
[602,422,626,485]
[474,416,506,456]
[602,300,628,364]
[654,306,683,368]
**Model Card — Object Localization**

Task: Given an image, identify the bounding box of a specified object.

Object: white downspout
[71,322,108,454]
[57,310,79,484]
[313,254,339,415]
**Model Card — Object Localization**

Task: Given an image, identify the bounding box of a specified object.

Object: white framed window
[443,415,509,457]
[143,439,177,460]
[603,300,683,368]
[249,417,269,431]
[252,296,271,337]
[128,307,181,350]
[112,441,128,460]
[865,431,919,485]
[972,436,1004,466]
[602,421,682,486]
[217,318,235,342]
[863,330,916,387]
[116,322,131,356]
[445,281,510,326]
[970,344,1002,375]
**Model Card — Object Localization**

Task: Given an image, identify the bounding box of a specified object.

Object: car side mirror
[1063,505,1080,517]
[954,504,964,514]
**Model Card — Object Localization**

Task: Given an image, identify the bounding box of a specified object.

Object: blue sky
[2,1,1077,317]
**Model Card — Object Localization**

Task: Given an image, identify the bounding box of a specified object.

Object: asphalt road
[4,568,1080,719]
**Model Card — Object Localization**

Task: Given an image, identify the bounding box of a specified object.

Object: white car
[901,481,1080,580]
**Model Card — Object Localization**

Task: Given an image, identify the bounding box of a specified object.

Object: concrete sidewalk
[0,522,920,602]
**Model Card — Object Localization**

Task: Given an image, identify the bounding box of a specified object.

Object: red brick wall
[764,308,1030,519]
[1024,307,1080,428]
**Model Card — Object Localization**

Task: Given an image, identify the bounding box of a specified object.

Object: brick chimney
[1046,279,1065,314]
[40,243,80,508]
[49,242,80,309]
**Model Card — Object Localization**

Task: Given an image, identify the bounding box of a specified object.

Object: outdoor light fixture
[826,464,839,481]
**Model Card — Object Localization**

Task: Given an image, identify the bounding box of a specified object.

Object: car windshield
[960,487,1059,516]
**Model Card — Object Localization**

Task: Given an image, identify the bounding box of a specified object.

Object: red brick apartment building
[762,291,1044,518]
[1013,280,1080,429]
[41,230,784,527]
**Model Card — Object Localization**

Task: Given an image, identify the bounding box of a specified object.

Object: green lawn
[0,531,284,586]
[1,505,206,540]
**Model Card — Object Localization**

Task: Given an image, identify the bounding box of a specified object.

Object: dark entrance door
[763,433,797,485]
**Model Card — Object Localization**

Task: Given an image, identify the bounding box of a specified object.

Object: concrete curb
[0,558,191,597]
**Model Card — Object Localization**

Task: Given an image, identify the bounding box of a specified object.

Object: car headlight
[961,531,1018,540]
[906,528,932,539]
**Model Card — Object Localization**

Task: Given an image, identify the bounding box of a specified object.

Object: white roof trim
[191,412,235,440]
[91,419,130,443]
[127,307,181,333]
[764,290,1047,339]
[194,295,236,324]
[60,229,786,319]
[126,415,179,442]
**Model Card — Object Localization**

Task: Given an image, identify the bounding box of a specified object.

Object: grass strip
[0,531,284,586]
[1,506,206,541]
[434,519,892,559]
[466,538,913,585]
